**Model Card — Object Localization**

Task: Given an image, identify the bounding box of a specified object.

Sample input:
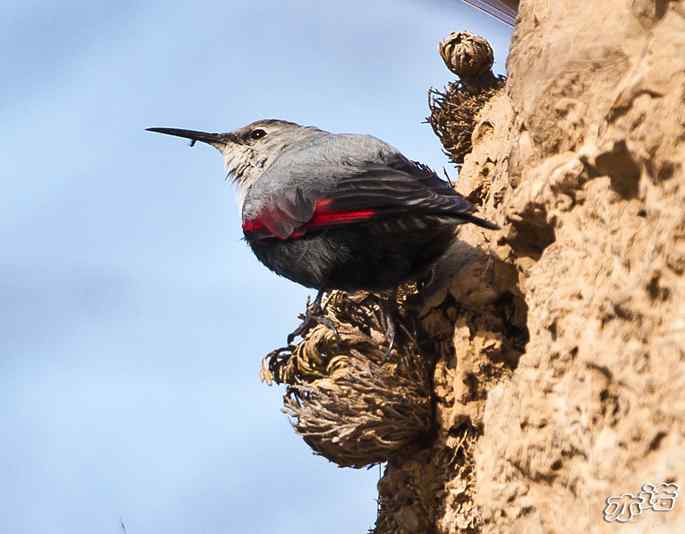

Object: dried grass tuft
[428,31,505,166]
[261,290,433,468]
[427,79,504,167]
[438,31,494,80]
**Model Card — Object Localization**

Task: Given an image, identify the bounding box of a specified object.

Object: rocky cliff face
[377,1,685,532]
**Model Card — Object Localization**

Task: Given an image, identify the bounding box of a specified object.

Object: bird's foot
[287,292,340,345]
[378,292,401,358]
[383,308,397,358]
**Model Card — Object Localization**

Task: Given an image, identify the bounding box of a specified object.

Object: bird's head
[147,119,319,194]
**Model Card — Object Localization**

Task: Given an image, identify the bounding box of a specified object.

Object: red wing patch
[243,198,377,240]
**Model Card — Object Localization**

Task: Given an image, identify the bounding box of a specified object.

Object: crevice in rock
[593,139,642,198]
[504,211,556,259]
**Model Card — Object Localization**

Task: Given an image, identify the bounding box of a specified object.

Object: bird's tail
[458,211,500,230]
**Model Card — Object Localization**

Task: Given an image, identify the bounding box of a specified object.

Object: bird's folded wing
[323,165,474,215]
[242,163,482,240]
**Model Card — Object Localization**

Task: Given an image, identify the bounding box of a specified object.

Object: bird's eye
[250,129,267,140]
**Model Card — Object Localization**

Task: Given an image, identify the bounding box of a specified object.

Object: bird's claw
[382,306,397,358]
[287,293,340,345]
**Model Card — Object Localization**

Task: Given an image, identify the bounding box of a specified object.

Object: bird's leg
[287,290,339,345]
[381,290,398,357]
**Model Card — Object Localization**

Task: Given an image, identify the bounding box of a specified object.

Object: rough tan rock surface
[375,1,685,532]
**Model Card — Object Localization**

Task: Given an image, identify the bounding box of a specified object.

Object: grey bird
[147,120,497,342]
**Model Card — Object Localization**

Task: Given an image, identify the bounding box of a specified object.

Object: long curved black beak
[146,127,234,147]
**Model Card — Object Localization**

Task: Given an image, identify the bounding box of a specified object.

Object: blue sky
[0,2,510,532]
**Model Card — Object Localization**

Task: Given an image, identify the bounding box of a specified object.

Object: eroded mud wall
[377,1,685,532]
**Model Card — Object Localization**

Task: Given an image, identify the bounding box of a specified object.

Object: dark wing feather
[326,161,474,216]
[328,162,499,230]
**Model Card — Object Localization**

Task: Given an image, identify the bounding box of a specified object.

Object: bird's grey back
[243,132,405,219]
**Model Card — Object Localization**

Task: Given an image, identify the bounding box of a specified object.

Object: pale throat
[222,146,270,213]
[221,138,291,212]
